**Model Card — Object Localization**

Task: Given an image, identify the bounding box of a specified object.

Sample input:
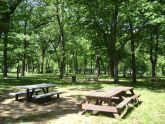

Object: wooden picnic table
[78,87,140,119]
[16,83,57,102]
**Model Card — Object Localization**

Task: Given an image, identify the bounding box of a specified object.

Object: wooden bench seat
[9,89,41,100]
[34,91,63,99]
[81,103,118,113]
[130,94,140,99]
[116,94,140,110]
[116,98,132,109]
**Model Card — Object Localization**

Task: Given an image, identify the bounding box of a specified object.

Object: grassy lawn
[0,73,165,124]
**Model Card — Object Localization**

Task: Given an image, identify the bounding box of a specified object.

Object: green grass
[0,73,165,124]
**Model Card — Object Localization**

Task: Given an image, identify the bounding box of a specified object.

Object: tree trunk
[123,67,126,78]
[59,57,65,78]
[109,60,114,78]
[16,62,20,79]
[90,56,93,74]
[100,57,106,75]
[84,55,87,74]
[59,31,65,78]
[21,52,26,76]
[74,53,78,74]
[56,2,66,79]
[95,55,100,76]
[111,2,119,84]
[41,46,47,74]
[151,62,156,81]
[46,59,51,73]
[21,19,28,76]
[149,26,159,82]
[131,48,136,82]
[129,23,137,83]
[66,60,69,75]
[41,52,45,74]
[3,33,8,77]
[162,67,164,76]
[114,54,119,84]
[32,60,34,74]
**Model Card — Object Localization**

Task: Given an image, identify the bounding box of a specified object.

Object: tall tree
[0,0,23,77]
[55,0,66,78]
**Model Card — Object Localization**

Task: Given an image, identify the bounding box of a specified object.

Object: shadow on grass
[116,78,165,93]
[0,96,79,123]
[122,101,143,119]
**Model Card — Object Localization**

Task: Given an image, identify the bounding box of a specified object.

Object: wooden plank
[16,83,56,90]
[9,92,27,96]
[82,103,118,113]
[9,89,42,96]
[86,90,122,98]
[35,91,63,99]
[130,94,140,99]
[116,98,131,109]
[86,87,133,98]
[116,94,140,110]
[120,87,133,92]
[104,89,123,98]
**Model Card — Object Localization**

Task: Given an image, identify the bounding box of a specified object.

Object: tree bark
[123,67,126,78]
[3,33,8,77]
[162,67,164,76]
[90,56,93,74]
[111,2,119,83]
[149,27,159,82]
[95,55,100,76]
[151,62,156,81]
[100,57,106,75]
[56,0,66,79]
[41,49,45,74]
[21,6,29,76]
[21,36,27,76]
[129,22,137,83]
[84,54,87,74]
[114,55,118,84]
[109,59,114,78]
[74,53,78,74]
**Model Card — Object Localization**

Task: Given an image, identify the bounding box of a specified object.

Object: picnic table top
[86,87,133,98]
[16,83,56,90]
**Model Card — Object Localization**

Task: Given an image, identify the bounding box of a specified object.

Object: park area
[0,73,165,124]
[0,0,165,124]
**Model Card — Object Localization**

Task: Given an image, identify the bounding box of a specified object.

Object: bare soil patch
[0,88,90,124]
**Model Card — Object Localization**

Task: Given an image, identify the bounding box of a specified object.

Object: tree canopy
[0,0,164,83]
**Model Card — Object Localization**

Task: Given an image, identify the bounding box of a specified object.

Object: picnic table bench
[34,91,63,99]
[9,89,42,101]
[78,87,140,119]
[9,83,63,102]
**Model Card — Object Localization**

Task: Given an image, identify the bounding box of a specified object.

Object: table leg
[46,87,49,93]
[29,89,35,100]
[106,99,112,106]
[26,89,30,102]
[92,99,102,115]
[95,100,99,105]
[113,113,121,119]
[42,88,46,93]
[130,89,135,95]
[27,89,35,102]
